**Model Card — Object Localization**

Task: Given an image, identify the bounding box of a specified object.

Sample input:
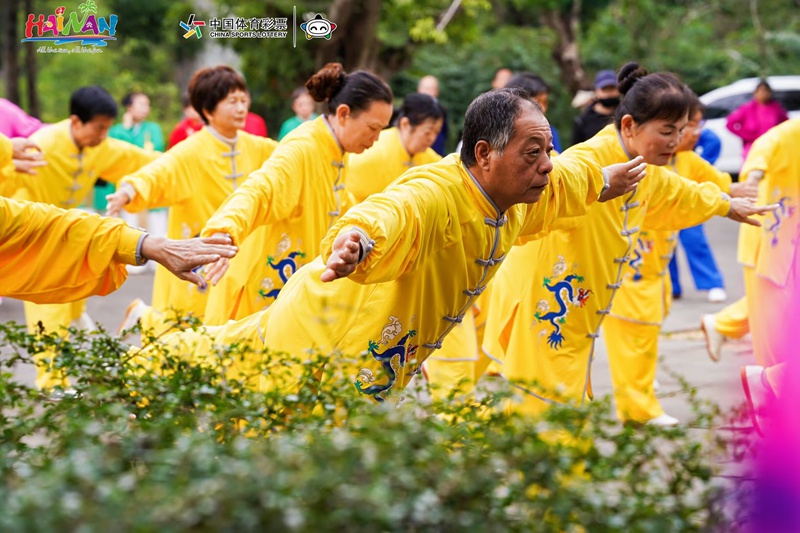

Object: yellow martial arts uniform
[606,150,735,422]
[745,119,800,368]
[202,117,350,325]
[0,132,11,165]
[490,126,731,416]
[0,196,143,303]
[346,127,441,203]
[346,125,483,401]
[121,127,276,322]
[5,120,156,388]
[140,152,606,402]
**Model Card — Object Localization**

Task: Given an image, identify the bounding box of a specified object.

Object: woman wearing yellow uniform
[4,87,157,389]
[106,66,277,324]
[347,92,442,203]
[702,184,768,361]
[484,64,771,417]
[199,63,394,325]
[130,90,652,404]
[605,98,757,424]
[739,119,800,437]
[744,119,800,370]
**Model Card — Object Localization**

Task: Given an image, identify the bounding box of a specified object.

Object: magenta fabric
[0,98,44,138]
[726,99,789,160]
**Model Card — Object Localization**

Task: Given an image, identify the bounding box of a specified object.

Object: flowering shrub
[0,322,749,531]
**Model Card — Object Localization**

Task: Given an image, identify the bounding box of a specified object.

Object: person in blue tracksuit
[668,108,727,302]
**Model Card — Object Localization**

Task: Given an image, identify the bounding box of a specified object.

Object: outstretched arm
[0,197,237,304]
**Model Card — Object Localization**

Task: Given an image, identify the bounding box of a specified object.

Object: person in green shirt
[277,87,318,141]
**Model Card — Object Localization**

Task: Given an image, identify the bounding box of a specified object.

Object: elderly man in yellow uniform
[2,87,157,389]
[106,66,277,326]
[129,89,650,404]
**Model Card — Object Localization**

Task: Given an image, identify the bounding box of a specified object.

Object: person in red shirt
[243,92,268,137]
[167,94,204,149]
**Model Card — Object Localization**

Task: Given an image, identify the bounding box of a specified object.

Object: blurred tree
[3,0,21,106]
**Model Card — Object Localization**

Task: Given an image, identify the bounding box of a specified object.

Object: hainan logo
[22,2,118,47]
[300,14,336,40]
[180,14,205,39]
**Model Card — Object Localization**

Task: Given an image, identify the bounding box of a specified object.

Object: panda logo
[300,13,337,40]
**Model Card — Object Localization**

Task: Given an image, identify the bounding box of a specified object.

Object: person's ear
[398,116,410,131]
[620,115,636,138]
[335,104,351,125]
[474,140,493,171]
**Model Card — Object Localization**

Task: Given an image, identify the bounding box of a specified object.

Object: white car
[699,75,800,175]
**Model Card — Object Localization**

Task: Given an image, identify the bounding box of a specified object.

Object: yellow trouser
[713,267,753,339]
[604,316,663,423]
[24,299,87,389]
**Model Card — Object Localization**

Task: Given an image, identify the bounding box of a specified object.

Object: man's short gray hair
[460,89,540,167]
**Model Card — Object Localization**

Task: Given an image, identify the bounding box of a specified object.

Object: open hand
[599,156,647,202]
[105,190,131,217]
[11,137,46,174]
[141,235,238,290]
[321,230,362,282]
[727,198,778,227]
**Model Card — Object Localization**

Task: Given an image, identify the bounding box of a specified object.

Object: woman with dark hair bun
[197,63,393,324]
[606,92,759,426]
[347,92,443,203]
[478,62,775,420]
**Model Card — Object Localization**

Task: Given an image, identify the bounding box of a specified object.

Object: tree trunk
[749,0,768,72]
[540,1,587,94]
[24,0,39,117]
[314,0,383,73]
[4,0,21,105]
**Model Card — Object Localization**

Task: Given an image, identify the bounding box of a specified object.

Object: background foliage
[1,0,799,149]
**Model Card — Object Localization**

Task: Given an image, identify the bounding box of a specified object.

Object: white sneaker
[646,413,679,427]
[72,312,96,332]
[741,365,774,437]
[701,314,725,362]
[707,288,727,303]
[117,298,147,337]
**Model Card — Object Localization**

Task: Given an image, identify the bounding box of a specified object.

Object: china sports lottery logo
[300,14,336,40]
[180,14,205,39]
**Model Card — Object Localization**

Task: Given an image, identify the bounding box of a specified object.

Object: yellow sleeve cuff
[716,192,732,218]
[114,225,146,265]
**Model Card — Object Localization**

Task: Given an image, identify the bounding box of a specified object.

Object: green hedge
[0,322,751,531]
